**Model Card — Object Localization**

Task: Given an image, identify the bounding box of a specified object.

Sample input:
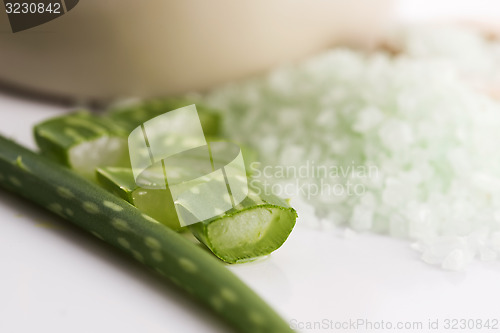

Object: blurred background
[0,0,499,103]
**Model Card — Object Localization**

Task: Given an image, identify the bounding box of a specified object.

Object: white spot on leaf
[145,237,161,249]
[220,288,237,303]
[117,237,131,249]
[48,203,64,216]
[111,218,129,231]
[56,187,74,199]
[82,202,99,214]
[103,200,123,212]
[179,258,198,273]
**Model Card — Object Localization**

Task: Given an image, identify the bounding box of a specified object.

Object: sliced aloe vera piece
[189,185,297,263]
[96,138,259,231]
[34,111,130,179]
[96,166,183,231]
[106,98,221,137]
[169,143,297,263]
[95,145,246,232]
[34,99,221,180]
[205,137,259,177]
[97,165,297,263]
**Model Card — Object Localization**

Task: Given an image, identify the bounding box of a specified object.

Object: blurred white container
[0,0,393,101]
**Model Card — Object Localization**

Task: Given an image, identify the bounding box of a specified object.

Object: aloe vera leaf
[205,137,259,177]
[97,164,297,263]
[34,99,221,180]
[96,166,182,231]
[171,143,297,263]
[0,135,294,333]
[96,138,259,232]
[188,183,297,264]
[106,98,221,137]
[34,111,130,179]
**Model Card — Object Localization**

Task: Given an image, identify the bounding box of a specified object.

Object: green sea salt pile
[199,26,500,271]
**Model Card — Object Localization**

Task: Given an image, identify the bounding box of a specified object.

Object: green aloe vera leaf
[96,167,182,231]
[34,99,221,180]
[97,163,297,264]
[168,143,297,263]
[34,111,130,179]
[188,184,297,264]
[205,137,259,177]
[94,142,240,232]
[0,135,295,333]
[106,98,221,137]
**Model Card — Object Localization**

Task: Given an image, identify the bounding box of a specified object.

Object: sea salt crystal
[441,248,473,271]
[350,204,374,231]
[479,247,497,261]
[353,107,384,132]
[378,119,415,152]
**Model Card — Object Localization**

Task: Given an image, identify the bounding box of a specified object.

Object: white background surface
[1,92,500,333]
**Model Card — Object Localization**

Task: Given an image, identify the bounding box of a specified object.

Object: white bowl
[0,0,393,101]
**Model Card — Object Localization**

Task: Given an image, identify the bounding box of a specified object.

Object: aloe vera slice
[0,135,295,333]
[107,98,220,136]
[189,184,297,263]
[97,165,297,263]
[96,139,259,232]
[34,99,221,180]
[34,111,130,179]
[96,166,182,231]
